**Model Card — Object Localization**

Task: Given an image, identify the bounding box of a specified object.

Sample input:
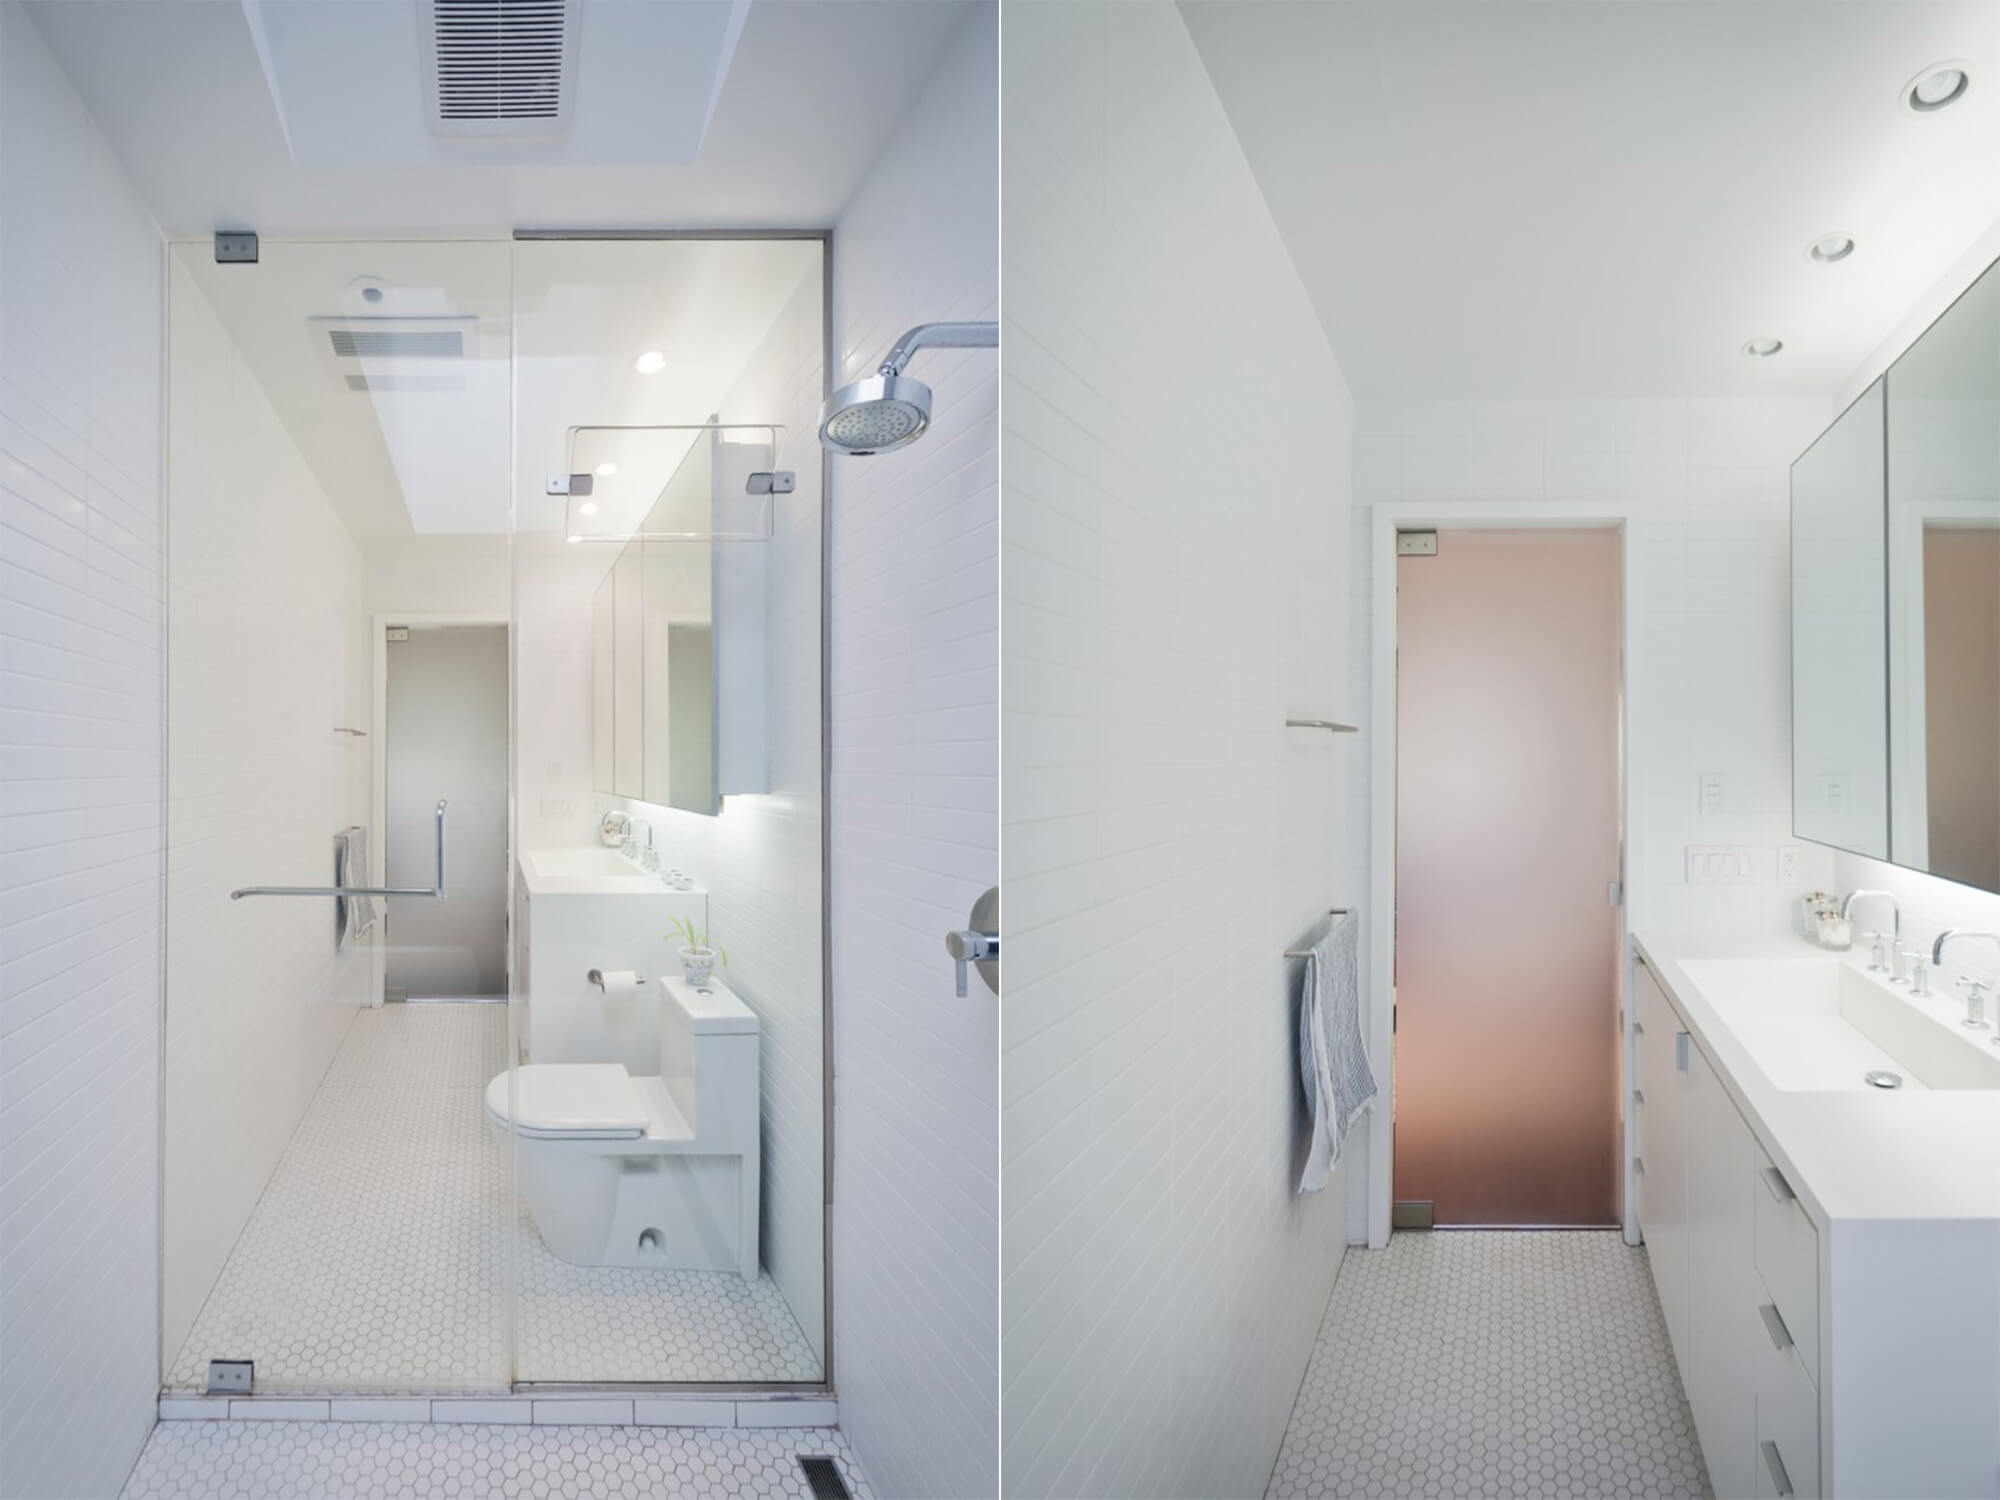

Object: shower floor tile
[1266,1230,1711,1500]
[120,1420,872,1500]
[166,1004,819,1392]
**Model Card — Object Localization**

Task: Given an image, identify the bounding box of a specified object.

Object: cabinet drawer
[1753,1145,1819,1381]
[1755,1334,1820,1499]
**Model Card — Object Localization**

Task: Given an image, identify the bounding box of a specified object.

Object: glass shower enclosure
[159,234,827,1396]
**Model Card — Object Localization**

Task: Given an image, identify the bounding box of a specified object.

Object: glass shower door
[160,238,516,1395]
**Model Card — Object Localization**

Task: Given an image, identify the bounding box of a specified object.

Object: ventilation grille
[344,374,466,394]
[796,1457,852,1500]
[425,0,575,129]
[328,328,465,360]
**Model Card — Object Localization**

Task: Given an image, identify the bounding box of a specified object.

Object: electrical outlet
[206,1359,253,1396]
[1776,845,1801,883]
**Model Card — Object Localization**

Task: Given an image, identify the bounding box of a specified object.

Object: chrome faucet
[1841,889,1900,942]
[1932,932,2000,1041]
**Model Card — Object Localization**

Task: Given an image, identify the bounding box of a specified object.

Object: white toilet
[487,976,760,1277]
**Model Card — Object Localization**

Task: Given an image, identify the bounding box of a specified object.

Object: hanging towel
[1298,910,1375,1195]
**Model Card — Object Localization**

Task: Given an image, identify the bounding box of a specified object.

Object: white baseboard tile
[230,1400,330,1420]
[431,1400,535,1425]
[634,1398,738,1428]
[165,1392,833,1430]
[531,1399,635,1426]
[734,1399,838,1428]
[329,1400,432,1423]
[158,1399,231,1421]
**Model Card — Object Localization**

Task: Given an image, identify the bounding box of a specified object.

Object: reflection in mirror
[642,434,716,812]
[1888,258,2000,892]
[1792,378,1889,859]
[611,544,644,797]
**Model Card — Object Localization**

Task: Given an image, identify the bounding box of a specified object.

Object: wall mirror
[587,423,776,815]
[1792,379,1889,860]
[1887,258,2000,891]
[1792,255,2000,893]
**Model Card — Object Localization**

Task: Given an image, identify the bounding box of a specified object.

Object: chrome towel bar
[1286,909,1353,958]
[232,800,447,901]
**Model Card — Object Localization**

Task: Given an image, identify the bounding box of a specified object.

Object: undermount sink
[518,847,668,896]
[1680,957,2000,1093]
[526,848,649,880]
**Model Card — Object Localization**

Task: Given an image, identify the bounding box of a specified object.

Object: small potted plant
[668,916,726,990]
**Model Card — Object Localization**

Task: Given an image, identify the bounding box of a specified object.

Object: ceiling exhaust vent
[310,316,478,394]
[327,328,465,360]
[419,0,581,137]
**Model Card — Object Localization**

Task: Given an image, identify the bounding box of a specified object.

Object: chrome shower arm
[878,321,998,375]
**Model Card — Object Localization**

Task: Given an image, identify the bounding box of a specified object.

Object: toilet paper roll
[589,968,642,1000]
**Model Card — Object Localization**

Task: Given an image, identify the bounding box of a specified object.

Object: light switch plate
[1699,772,1727,816]
[1686,845,1756,885]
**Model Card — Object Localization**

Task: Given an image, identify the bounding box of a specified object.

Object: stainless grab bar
[232,800,447,901]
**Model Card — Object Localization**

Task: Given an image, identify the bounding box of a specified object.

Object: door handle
[232,801,448,901]
[945,885,999,997]
[1760,1440,1795,1498]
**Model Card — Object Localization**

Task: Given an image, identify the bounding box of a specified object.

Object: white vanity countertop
[517,847,707,899]
[1634,930,2000,1226]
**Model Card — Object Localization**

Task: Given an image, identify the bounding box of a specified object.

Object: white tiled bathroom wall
[0,5,165,1494]
[1001,5,1355,1497]
[1344,395,1837,945]
[825,8,999,1499]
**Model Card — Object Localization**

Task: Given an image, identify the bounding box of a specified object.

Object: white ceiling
[1179,1,2000,399]
[26,0,977,234]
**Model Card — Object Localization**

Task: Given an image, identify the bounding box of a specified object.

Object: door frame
[372,613,511,1006]
[1365,501,1639,1248]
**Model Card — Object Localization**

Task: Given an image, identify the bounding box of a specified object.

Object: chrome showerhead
[818,371,933,455]
[818,321,997,456]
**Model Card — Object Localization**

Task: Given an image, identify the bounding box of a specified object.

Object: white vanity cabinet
[1635,960,1819,1500]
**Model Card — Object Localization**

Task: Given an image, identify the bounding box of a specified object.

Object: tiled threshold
[158,1393,838,1429]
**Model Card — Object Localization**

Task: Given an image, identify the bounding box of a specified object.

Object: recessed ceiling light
[1808,234,1856,264]
[1902,61,1973,113]
[578,501,598,516]
[594,461,617,477]
[1743,337,1784,358]
[633,351,666,374]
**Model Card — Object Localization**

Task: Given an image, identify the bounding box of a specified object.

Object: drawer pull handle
[1758,1302,1793,1352]
[1761,1165,1795,1203]
[1675,1031,1691,1071]
[1634,1020,1645,1036]
[1634,1156,1645,1176]
[1761,1439,1795,1498]
[1633,1088,1645,1104]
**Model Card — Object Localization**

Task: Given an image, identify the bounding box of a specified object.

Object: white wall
[825,8,998,1498]
[1348,398,1836,932]
[161,252,371,1367]
[0,5,164,1493]
[1001,5,1354,1496]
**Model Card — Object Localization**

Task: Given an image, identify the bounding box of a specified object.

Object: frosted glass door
[1393,529,1623,1227]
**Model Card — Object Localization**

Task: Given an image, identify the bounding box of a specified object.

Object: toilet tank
[657,976,760,1149]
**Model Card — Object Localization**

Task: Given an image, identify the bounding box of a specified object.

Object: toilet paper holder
[587,968,645,990]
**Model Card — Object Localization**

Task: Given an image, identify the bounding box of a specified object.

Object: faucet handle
[1959,978,1992,1031]
[1862,931,1889,973]
[1909,956,1933,998]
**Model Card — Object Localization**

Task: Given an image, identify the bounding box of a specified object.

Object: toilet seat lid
[485,1065,648,1139]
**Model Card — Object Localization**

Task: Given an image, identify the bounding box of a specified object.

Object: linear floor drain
[797,1455,852,1500]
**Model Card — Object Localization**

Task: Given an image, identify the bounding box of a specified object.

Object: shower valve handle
[946,929,998,998]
